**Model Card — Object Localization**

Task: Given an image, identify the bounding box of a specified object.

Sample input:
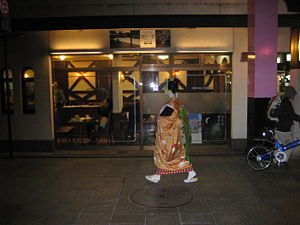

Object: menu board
[140,30,156,48]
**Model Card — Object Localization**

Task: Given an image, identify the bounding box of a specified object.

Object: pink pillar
[248,0,278,98]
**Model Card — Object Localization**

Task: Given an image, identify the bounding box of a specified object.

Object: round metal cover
[130,185,193,208]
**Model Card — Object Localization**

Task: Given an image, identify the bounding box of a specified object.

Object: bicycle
[246,129,300,171]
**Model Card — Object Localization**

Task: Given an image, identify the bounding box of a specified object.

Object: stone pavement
[1,155,300,225]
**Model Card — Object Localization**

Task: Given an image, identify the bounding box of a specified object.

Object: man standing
[275,85,300,167]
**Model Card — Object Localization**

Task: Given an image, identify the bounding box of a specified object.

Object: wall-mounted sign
[155,30,170,48]
[0,0,9,17]
[140,30,156,48]
[202,113,226,141]
[110,30,170,48]
[110,30,140,48]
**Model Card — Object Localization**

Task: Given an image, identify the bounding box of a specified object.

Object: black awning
[10,14,300,32]
[284,0,300,12]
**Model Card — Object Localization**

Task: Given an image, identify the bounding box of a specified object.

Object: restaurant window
[142,55,169,65]
[203,54,231,65]
[113,54,140,67]
[0,68,14,114]
[21,67,35,114]
[277,52,291,92]
[174,54,201,65]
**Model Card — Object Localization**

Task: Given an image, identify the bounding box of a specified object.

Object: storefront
[0,26,291,154]
[52,52,232,150]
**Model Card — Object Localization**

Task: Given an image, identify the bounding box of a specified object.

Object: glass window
[142,70,231,94]
[68,71,97,104]
[22,68,35,114]
[142,55,169,65]
[203,54,231,65]
[0,68,14,114]
[174,54,200,65]
[277,52,291,92]
[112,54,140,67]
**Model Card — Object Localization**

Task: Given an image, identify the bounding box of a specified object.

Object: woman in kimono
[145,76,198,183]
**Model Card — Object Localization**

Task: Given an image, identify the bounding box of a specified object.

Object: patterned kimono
[154,97,193,175]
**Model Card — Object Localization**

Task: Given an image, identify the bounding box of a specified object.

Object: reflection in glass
[204,54,231,65]
[52,53,141,146]
[51,53,234,148]
[1,69,14,114]
[174,54,200,65]
[276,53,291,92]
[142,55,169,65]
[112,54,140,67]
[22,68,35,114]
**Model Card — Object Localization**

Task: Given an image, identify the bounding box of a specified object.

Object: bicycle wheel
[246,145,272,171]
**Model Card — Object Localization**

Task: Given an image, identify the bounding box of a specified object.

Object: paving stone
[212,210,251,225]
[146,213,180,225]
[83,199,116,214]
[76,213,110,225]
[111,214,145,223]
[180,213,214,224]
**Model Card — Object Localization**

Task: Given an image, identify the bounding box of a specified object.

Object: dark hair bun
[167,78,179,93]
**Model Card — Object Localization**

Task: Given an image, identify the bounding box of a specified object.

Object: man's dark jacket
[276,98,300,132]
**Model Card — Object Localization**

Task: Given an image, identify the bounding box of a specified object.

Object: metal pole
[3,32,13,159]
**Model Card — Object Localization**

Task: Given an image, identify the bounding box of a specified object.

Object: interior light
[59,55,66,60]
[171,70,178,77]
[77,72,87,76]
[50,51,103,55]
[24,74,29,78]
[150,82,155,88]
[118,72,125,81]
[177,48,231,53]
[247,54,256,59]
[108,54,114,60]
[158,55,169,60]
[277,57,281,64]
[113,49,167,53]
[286,53,291,62]
[120,74,125,81]
[299,37,300,61]
[178,51,229,53]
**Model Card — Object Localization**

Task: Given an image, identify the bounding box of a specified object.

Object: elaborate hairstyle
[162,77,180,94]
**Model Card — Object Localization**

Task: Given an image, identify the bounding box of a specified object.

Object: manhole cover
[130,186,193,208]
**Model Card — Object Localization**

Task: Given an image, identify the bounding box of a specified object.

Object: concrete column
[247,0,278,138]
[248,0,278,98]
[112,55,123,113]
[231,28,248,150]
